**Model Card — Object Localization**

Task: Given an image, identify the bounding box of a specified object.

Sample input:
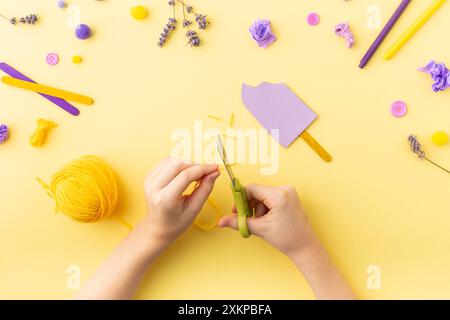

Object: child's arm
[218,184,355,300]
[76,158,220,300]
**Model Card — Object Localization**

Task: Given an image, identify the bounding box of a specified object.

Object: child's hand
[218,184,318,259]
[219,184,355,299]
[144,157,220,244]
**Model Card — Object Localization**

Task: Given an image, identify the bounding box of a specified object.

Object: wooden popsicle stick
[300,130,332,163]
[1,76,94,105]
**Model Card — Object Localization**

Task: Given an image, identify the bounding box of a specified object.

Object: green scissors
[216,135,253,238]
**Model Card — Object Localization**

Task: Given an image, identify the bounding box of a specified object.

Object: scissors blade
[216,135,235,184]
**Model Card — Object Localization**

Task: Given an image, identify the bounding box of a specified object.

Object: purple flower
[249,19,276,48]
[418,60,450,92]
[335,22,354,48]
[0,124,9,144]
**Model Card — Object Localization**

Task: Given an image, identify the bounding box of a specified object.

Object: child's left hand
[143,157,220,244]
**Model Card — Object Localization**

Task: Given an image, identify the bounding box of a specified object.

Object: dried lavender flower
[408,135,426,160]
[195,14,209,30]
[183,19,192,28]
[186,30,200,47]
[9,17,17,25]
[18,14,39,25]
[158,17,177,47]
[158,0,209,48]
[408,134,449,173]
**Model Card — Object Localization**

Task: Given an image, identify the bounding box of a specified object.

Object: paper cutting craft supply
[216,135,252,238]
[229,113,235,126]
[29,119,57,147]
[0,124,9,144]
[207,115,223,122]
[37,155,132,229]
[0,62,79,116]
[384,0,446,60]
[194,198,221,230]
[408,135,449,173]
[242,82,332,162]
[2,76,94,105]
[432,131,448,146]
[335,22,354,48]
[359,0,411,68]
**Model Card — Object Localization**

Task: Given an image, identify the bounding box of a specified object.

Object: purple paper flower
[0,124,9,144]
[335,22,354,48]
[418,60,450,92]
[249,19,276,48]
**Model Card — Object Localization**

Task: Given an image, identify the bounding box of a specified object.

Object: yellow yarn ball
[37,156,118,223]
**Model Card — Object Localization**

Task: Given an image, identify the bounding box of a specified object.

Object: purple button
[391,101,407,117]
[46,53,59,65]
[307,13,320,26]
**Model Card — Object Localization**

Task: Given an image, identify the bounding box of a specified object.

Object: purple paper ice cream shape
[242,82,332,162]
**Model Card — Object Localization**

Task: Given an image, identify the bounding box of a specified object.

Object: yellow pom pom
[72,55,83,64]
[29,118,57,147]
[432,131,449,146]
[130,5,148,20]
[37,156,121,224]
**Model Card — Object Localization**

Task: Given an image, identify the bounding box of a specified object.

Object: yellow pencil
[384,0,446,60]
[1,76,94,105]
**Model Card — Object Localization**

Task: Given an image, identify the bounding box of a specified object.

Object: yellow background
[0,0,449,299]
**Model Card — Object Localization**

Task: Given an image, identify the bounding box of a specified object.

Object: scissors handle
[231,178,252,238]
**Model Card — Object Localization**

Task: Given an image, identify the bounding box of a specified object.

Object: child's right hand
[218,184,319,260]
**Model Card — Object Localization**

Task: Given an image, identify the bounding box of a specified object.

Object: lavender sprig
[158,0,209,48]
[408,135,449,173]
[158,17,177,47]
[1,13,38,25]
[186,30,200,47]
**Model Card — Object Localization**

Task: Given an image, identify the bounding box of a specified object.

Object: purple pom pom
[75,24,91,40]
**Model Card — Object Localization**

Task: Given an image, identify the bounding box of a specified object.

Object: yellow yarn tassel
[30,118,57,147]
[37,155,132,229]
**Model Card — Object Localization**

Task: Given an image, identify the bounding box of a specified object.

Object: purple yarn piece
[418,60,450,92]
[249,19,277,48]
[335,22,354,48]
[0,62,80,116]
[0,124,9,144]
[75,24,91,40]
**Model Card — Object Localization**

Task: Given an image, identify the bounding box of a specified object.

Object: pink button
[307,13,320,26]
[391,101,407,117]
[46,53,59,65]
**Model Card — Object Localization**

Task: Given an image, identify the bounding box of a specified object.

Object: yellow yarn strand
[30,118,57,147]
[37,156,130,228]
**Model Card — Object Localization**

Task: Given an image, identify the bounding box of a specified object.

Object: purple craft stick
[0,62,80,116]
[359,0,412,69]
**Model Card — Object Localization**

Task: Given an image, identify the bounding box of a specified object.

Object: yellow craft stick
[1,76,94,105]
[384,0,446,60]
[300,130,333,163]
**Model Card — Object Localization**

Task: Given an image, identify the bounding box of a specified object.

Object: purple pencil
[359,0,412,68]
